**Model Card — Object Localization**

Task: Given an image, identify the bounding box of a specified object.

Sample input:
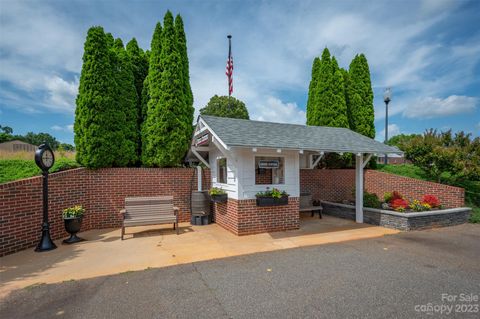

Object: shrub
[364,191,381,208]
[391,198,409,211]
[383,192,393,203]
[422,194,440,208]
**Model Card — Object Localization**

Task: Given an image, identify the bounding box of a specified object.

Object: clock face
[42,150,54,168]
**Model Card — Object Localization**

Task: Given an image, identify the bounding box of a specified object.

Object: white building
[188,115,401,235]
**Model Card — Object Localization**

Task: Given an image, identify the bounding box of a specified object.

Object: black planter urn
[211,193,228,203]
[256,196,289,207]
[63,217,85,244]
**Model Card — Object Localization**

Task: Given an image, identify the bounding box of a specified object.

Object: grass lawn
[0,151,80,184]
[376,164,480,223]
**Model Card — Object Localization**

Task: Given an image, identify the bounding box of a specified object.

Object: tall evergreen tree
[306,57,321,125]
[347,54,375,138]
[74,26,118,168]
[112,38,139,166]
[142,12,190,166]
[311,48,349,128]
[126,38,149,158]
[174,14,194,128]
[141,23,161,162]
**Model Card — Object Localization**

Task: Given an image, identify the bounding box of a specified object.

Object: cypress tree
[306,57,321,125]
[141,23,161,164]
[174,14,194,136]
[347,54,375,138]
[312,48,349,128]
[74,26,117,168]
[112,38,138,166]
[142,11,189,166]
[126,38,149,158]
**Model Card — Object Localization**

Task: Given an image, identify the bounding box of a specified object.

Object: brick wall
[300,169,464,208]
[364,170,464,208]
[214,197,300,236]
[300,169,355,202]
[0,167,210,256]
[255,169,272,184]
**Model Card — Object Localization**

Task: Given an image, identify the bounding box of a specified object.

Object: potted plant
[255,187,289,207]
[62,205,85,244]
[209,187,228,203]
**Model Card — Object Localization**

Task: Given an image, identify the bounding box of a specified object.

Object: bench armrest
[119,209,126,219]
[173,206,180,215]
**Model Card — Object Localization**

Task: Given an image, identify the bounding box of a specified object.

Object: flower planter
[63,217,85,244]
[256,196,288,207]
[211,193,228,203]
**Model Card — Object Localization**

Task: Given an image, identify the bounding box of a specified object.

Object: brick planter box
[321,200,471,231]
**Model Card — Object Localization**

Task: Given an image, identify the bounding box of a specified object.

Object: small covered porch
[188,115,402,235]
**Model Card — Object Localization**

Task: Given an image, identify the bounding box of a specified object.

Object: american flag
[226,35,233,96]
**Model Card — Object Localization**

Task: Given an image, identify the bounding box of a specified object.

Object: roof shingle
[200,115,402,154]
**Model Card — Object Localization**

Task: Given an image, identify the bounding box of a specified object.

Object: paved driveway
[1,224,479,319]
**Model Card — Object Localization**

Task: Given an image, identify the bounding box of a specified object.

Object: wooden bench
[120,196,179,240]
[299,193,323,219]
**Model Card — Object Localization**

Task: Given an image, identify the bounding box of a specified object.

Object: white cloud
[377,124,401,141]
[0,2,82,114]
[403,95,477,118]
[254,97,305,124]
[44,76,79,113]
[51,124,74,132]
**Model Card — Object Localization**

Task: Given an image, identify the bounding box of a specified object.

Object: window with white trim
[255,156,285,185]
[217,158,227,184]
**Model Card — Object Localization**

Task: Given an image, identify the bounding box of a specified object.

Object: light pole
[383,88,392,165]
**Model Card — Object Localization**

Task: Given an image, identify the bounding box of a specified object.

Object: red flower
[389,191,404,205]
[422,195,440,208]
[391,198,409,210]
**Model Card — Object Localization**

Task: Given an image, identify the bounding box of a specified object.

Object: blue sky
[0,0,479,145]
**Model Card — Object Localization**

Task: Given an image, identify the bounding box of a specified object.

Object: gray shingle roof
[200,115,402,154]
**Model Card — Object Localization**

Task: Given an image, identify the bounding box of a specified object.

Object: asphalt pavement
[1,224,479,319]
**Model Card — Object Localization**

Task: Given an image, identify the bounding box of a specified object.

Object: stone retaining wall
[321,201,471,231]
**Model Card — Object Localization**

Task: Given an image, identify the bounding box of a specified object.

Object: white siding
[235,148,300,199]
[209,145,239,199]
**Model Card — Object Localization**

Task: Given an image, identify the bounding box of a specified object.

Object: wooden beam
[311,152,324,169]
[362,154,373,169]
[191,148,210,168]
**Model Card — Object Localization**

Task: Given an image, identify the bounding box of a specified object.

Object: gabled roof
[198,115,402,154]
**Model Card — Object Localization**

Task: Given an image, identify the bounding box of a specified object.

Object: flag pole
[227,34,232,109]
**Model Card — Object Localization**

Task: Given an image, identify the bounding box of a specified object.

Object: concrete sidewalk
[0,215,398,298]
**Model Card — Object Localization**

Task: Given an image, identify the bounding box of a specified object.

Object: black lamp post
[383,88,392,165]
[34,143,57,252]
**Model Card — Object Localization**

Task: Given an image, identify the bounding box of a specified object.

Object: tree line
[0,125,74,151]
[74,11,194,168]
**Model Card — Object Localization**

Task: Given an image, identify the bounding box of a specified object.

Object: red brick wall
[300,169,464,208]
[255,169,272,184]
[0,167,211,256]
[300,169,355,202]
[364,170,464,208]
[214,197,299,236]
